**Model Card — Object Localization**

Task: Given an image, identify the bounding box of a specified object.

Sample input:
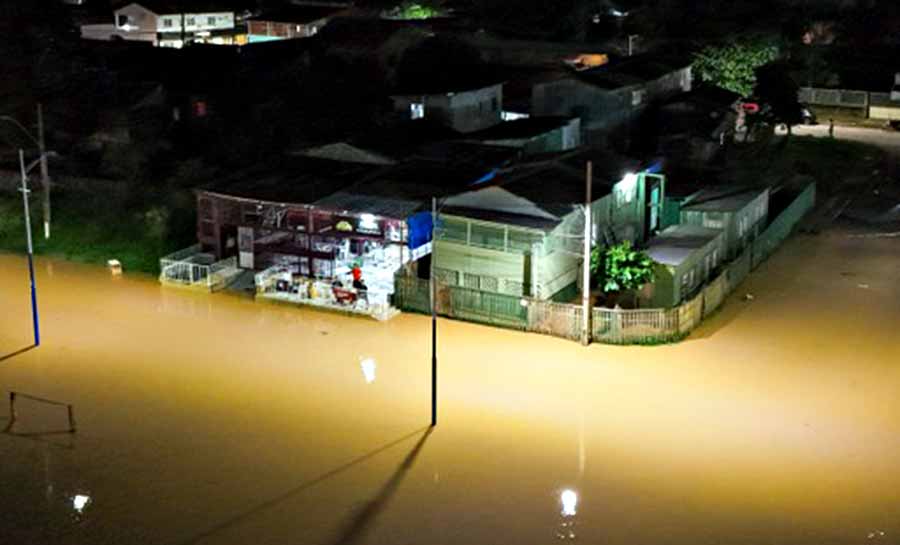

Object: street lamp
[18,149,42,347]
[0,104,53,239]
[429,197,440,427]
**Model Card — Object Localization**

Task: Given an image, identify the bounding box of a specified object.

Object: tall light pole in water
[430,196,438,427]
[18,149,41,347]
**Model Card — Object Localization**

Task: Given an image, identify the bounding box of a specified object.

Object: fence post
[67,404,76,433]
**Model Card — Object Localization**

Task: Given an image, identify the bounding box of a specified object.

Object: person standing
[828,118,835,138]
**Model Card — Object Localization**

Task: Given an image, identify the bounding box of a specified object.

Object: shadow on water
[0,345,36,363]
[175,427,432,545]
[329,427,433,545]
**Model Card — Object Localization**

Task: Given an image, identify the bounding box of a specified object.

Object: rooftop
[314,160,496,218]
[467,116,577,141]
[682,186,768,213]
[646,225,722,267]
[198,156,372,205]
[441,149,639,229]
[249,5,348,24]
[114,1,241,14]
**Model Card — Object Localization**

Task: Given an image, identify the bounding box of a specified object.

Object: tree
[692,40,779,97]
[592,241,655,294]
[754,61,802,136]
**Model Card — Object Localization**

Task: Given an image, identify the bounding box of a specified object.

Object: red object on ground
[333,287,357,305]
[742,102,760,114]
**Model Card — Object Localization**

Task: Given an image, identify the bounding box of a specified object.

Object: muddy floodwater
[1,227,899,545]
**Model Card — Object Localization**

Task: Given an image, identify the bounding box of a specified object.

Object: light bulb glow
[560,489,577,516]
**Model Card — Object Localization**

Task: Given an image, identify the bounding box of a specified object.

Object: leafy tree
[693,40,779,97]
[754,61,802,136]
[592,241,655,293]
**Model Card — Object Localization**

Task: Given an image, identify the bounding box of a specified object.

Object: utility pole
[581,161,592,346]
[37,103,51,239]
[19,150,41,347]
[430,196,438,426]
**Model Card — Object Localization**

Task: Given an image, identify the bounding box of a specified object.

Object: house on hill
[81,1,238,47]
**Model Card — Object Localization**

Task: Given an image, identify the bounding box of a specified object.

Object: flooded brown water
[1,227,899,545]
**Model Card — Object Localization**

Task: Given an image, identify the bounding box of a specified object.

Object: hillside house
[81,1,237,47]
[391,80,504,133]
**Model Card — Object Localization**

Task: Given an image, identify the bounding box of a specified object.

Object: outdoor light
[360,358,377,384]
[72,494,91,513]
[359,213,378,231]
[620,172,639,191]
[520,299,528,307]
[560,489,578,517]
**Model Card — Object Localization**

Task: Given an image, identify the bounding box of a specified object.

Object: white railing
[159,246,240,291]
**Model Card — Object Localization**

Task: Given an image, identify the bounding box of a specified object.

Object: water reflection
[72,494,90,513]
[360,358,377,384]
[556,489,578,540]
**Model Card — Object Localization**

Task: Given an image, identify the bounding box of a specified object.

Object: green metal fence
[752,184,816,268]
[393,276,528,330]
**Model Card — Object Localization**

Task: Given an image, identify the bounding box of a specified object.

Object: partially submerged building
[434,152,661,300]
[679,186,769,259]
[641,225,725,308]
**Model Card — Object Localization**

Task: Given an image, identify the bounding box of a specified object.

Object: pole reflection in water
[360,357,377,384]
[557,489,578,540]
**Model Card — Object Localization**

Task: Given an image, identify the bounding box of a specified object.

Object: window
[207,16,216,25]
[434,268,459,286]
[504,280,524,296]
[615,185,635,207]
[480,276,499,293]
[439,218,467,243]
[163,17,173,28]
[410,102,425,119]
[117,14,128,27]
[491,97,498,111]
[469,224,505,250]
[463,273,480,289]
[186,17,196,26]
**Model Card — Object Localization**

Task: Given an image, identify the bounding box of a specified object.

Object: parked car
[800,104,817,125]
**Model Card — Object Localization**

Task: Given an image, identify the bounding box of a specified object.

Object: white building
[81,2,236,48]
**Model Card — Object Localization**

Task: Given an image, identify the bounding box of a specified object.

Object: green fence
[752,184,816,268]
[393,276,528,330]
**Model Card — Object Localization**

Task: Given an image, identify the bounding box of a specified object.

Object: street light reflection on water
[360,357,377,383]
[72,494,91,514]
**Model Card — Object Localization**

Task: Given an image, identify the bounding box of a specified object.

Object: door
[646,181,661,236]
[238,226,254,269]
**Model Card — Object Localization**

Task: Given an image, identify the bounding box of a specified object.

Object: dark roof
[414,141,521,169]
[249,5,347,24]
[198,156,372,205]
[115,1,243,14]
[681,186,768,213]
[392,70,504,95]
[351,119,462,159]
[441,149,640,227]
[467,116,576,141]
[573,53,691,90]
[314,160,495,218]
[314,17,429,53]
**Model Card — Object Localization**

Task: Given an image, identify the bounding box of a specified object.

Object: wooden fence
[394,182,816,345]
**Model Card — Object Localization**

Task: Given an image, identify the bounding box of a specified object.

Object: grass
[0,184,196,275]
